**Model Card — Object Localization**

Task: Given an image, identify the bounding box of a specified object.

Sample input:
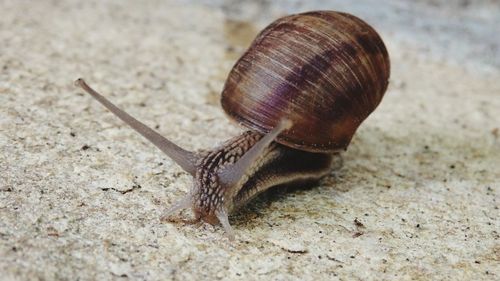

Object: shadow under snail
[76,10,390,239]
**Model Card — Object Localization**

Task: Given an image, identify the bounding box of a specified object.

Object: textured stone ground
[1,0,499,280]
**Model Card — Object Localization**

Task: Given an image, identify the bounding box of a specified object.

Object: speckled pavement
[1,0,499,280]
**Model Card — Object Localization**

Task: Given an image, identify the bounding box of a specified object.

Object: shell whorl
[221,11,390,152]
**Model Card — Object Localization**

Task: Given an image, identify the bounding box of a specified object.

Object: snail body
[76,11,389,239]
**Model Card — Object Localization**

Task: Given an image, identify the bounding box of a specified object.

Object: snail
[76,10,390,239]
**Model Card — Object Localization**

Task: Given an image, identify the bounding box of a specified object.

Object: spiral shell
[221,11,390,152]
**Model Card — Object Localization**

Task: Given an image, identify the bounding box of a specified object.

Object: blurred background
[210,0,500,73]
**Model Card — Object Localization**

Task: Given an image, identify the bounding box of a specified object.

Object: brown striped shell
[221,11,390,153]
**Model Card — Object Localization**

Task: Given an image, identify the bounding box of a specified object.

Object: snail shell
[222,11,390,152]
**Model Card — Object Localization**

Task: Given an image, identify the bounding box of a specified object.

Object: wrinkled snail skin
[76,10,389,239]
[192,131,335,226]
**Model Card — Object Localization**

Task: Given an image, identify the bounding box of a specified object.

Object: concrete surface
[1,0,499,280]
